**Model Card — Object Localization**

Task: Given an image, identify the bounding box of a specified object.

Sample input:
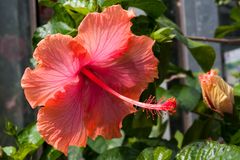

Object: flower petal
[37,77,135,154]
[84,36,158,139]
[21,34,83,108]
[89,35,158,95]
[33,34,80,71]
[199,70,234,114]
[83,80,136,140]
[37,83,87,155]
[21,68,79,108]
[75,5,135,62]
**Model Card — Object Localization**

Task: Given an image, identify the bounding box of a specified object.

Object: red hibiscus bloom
[21,5,176,154]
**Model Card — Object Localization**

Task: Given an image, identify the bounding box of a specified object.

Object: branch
[186,36,240,45]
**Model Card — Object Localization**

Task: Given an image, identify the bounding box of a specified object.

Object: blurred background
[0,0,239,146]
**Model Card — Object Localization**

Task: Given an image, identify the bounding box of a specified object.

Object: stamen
[81,68,176,113]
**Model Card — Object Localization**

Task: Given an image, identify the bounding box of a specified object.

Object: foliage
[176,141,240,160]
[215,5,240,38]
[1,123,44,160]
[1,0,240,159]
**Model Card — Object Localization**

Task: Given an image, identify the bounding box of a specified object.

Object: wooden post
[175,0,222,132]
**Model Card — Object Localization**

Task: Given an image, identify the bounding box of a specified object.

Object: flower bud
[199,70,234,115]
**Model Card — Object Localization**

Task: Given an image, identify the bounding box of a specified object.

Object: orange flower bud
[199,70,234,115]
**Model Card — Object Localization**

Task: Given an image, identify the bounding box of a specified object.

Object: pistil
[81,67,176,113]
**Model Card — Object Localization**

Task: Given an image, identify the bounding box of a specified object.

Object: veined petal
[199,70,234,114]
[81,68,175,114]
[79,35,175,115]
[21,67,79,108]
[21,5,176,156]
[75,5,135,62]
[89,35,158,92]
[37,78,135,154]
[84,82,136,140]
[33,34,82,73]
[21,34,83,108]
[37,83,87,155]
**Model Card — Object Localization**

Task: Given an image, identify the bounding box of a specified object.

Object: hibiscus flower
[199,70,233,115]
[21,5,176,154]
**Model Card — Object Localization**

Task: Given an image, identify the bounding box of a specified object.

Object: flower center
[81,67,176,114]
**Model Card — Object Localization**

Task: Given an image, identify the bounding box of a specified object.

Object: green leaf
[167,63,194,79]
[156,16,215,72]
[215,24,240,38]
[149,118,168,138]
[5,121,18,137]
[39,0,97,25]
[106,135,125,150]
[32,3,77,48]
[13,145,40,160]
[102,0,167,17]
[185,73,201,92]
[233,85,240,122]
[215,0,231,5]
[2,146,16,157]
[2,123,43,160]
[102,0,126,6]
[169,85,201,111]
[230,129,240,145]
[174,131,184,149]
[137,148,154,160]
[39,146,62,160]
[183,119,206,145]
[193,101,211,115]
[38,0,56,7]
[10,123,44,160]
[156,87,173,100]
[131,16,155,36]
[153,42,172,84]
[17,123,43,146]
[68,146,84,160]
[0,146,2,158]
[156,16,181,33]
[230,7,240,22]
[234,83,240,96]
[153,147,172,160]
[151,27,175,43]
[183,119,221,146]
[97,147,140,160]
[128,0,167,18]
[88,137,108,154]
[33,21,77,47]
[176,141,240,160]
[97,0,104,6]
[137,146,172,160]
[62,0,97,13]
[0,146,15,160]
[175,35,216,72]
[102,0,166,18]
[62,0,97,24]
[88,133,124,154]
[234,95,240,121]
[129,137,177,149]
[123,110,156,138]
